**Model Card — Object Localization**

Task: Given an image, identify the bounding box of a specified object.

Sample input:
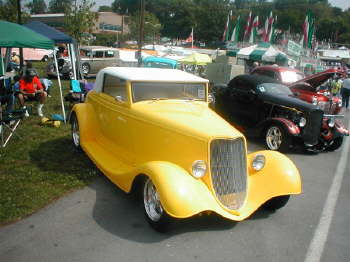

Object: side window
[102,74,127,102]
[93,51,104,58]
[234,79,250,91]
[260,71,275,79]
[105,51,115,58]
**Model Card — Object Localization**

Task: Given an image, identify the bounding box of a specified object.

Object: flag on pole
[230,15,241,42]
[249,16,259,44]
[303,11,313,48]
[262,15,269,42]
[185,27,194,48]
[222,10,232,41]
[268,15,277,43]
[244,11,252,40]
[308,14,314,49]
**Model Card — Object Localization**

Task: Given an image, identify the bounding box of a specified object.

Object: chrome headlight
[312,96,318,105]
[328,117,335,128]
[338,99,342,107]
[299,117,307,127]
[318,101,326,110]
[192,160,207,178]
[252,154,265,171]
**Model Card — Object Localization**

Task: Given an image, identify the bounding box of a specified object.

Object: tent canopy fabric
[178,53,212,65]
[24,21,73,44]
[0,20,54,49]
[237,42,288,64]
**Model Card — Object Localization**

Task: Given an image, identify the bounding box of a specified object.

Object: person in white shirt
[341,75,350,109]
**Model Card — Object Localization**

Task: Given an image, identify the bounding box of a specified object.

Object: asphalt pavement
[0,111,349,262]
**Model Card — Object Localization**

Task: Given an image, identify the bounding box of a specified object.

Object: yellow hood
[131,100,242,140]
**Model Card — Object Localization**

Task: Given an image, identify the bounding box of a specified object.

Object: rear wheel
[81,63,90,75]
[71,113,81,150]
[143,177,170,232]
[327,137,343,151]
[265,124,290,151]
[263,195,290,211]
[42,55,49,62]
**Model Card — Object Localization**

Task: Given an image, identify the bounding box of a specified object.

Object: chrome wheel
[266,126,283,150]
[144,178,163,222]
[71,115,80,148]
[81,63,90,75]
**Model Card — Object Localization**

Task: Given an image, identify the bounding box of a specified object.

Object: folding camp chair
[0,105,25,148]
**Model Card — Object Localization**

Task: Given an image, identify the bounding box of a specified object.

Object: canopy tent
[24,21,73,44]
[178,53,212,65]
[0,20,54,49]
[236,42,288,64]
[0,20,66,122]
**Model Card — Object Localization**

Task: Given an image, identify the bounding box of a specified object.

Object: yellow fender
[124,150,301,221]
[71,103,100,143]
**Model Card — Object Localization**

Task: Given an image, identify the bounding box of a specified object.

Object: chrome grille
[210,138,247,210]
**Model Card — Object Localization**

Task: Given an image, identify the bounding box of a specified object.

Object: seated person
[0,79,15,114]
[17,69,47,117]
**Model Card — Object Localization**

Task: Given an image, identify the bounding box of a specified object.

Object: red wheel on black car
[327,137,343,151]
[265,124,291,151]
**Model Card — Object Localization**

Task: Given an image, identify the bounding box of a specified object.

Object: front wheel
[262,195,290,211]
[327,137,344,151]
[265,125,290,152]
[143,177,170,232]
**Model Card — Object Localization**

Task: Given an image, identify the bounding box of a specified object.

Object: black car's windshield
[257,83,293,96]
[132,82,206,102]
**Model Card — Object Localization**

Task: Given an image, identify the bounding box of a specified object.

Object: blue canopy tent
[24,21,81,122]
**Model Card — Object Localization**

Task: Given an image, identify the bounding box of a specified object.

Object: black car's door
[229,79,262,128]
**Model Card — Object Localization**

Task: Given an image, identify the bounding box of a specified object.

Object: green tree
[112,0,139,14]
[0,0,30,23]
[48,0,72,13]
[128,11,162,42]
[98,5,112,12]
[26,0,47,14]
[64,0,98,44]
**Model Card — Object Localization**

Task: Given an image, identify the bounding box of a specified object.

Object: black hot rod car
[212,75,347,152]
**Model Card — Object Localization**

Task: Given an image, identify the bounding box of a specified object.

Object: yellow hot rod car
[70,67,301,231]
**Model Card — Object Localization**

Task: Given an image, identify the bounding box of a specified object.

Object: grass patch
[0,61,99,225]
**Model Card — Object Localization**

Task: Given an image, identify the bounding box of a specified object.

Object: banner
[287,40,302,57]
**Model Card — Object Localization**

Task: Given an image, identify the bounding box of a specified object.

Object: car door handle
[117,116,126,122]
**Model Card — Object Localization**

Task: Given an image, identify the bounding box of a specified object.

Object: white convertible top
[94,67,208,92]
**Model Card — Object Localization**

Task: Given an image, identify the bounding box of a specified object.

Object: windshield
[132,82,206,102]
[280,71,305,83]
[257,83,293,96]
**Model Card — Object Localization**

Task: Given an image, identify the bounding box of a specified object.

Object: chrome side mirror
[208,94,215,104]
[115,96,123,102]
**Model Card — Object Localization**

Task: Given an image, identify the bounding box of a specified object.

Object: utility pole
[137,0,145,67]
[17,0,24,68]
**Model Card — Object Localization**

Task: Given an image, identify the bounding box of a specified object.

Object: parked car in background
[212,74,348,152]
[251,66,344,115]
[70,67,301,231]
[11,48,53,62]
[251,66,305,85]
[142,56,179,69]
[79,46,120,75]
[46,46,139,79]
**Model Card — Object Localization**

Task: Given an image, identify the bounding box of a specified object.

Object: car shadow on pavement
[88,176,238,242]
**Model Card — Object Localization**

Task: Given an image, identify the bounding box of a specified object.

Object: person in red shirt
[18,68,47,117]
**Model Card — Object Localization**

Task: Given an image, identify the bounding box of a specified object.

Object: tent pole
[53,51,66,124]
[69,44,77,80]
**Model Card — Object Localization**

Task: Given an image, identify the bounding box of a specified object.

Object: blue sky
[92,0,350,10]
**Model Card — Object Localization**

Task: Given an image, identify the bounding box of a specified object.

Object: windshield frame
[256,83,294,96]
[280,70,305,84]
[131,81,208,103]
